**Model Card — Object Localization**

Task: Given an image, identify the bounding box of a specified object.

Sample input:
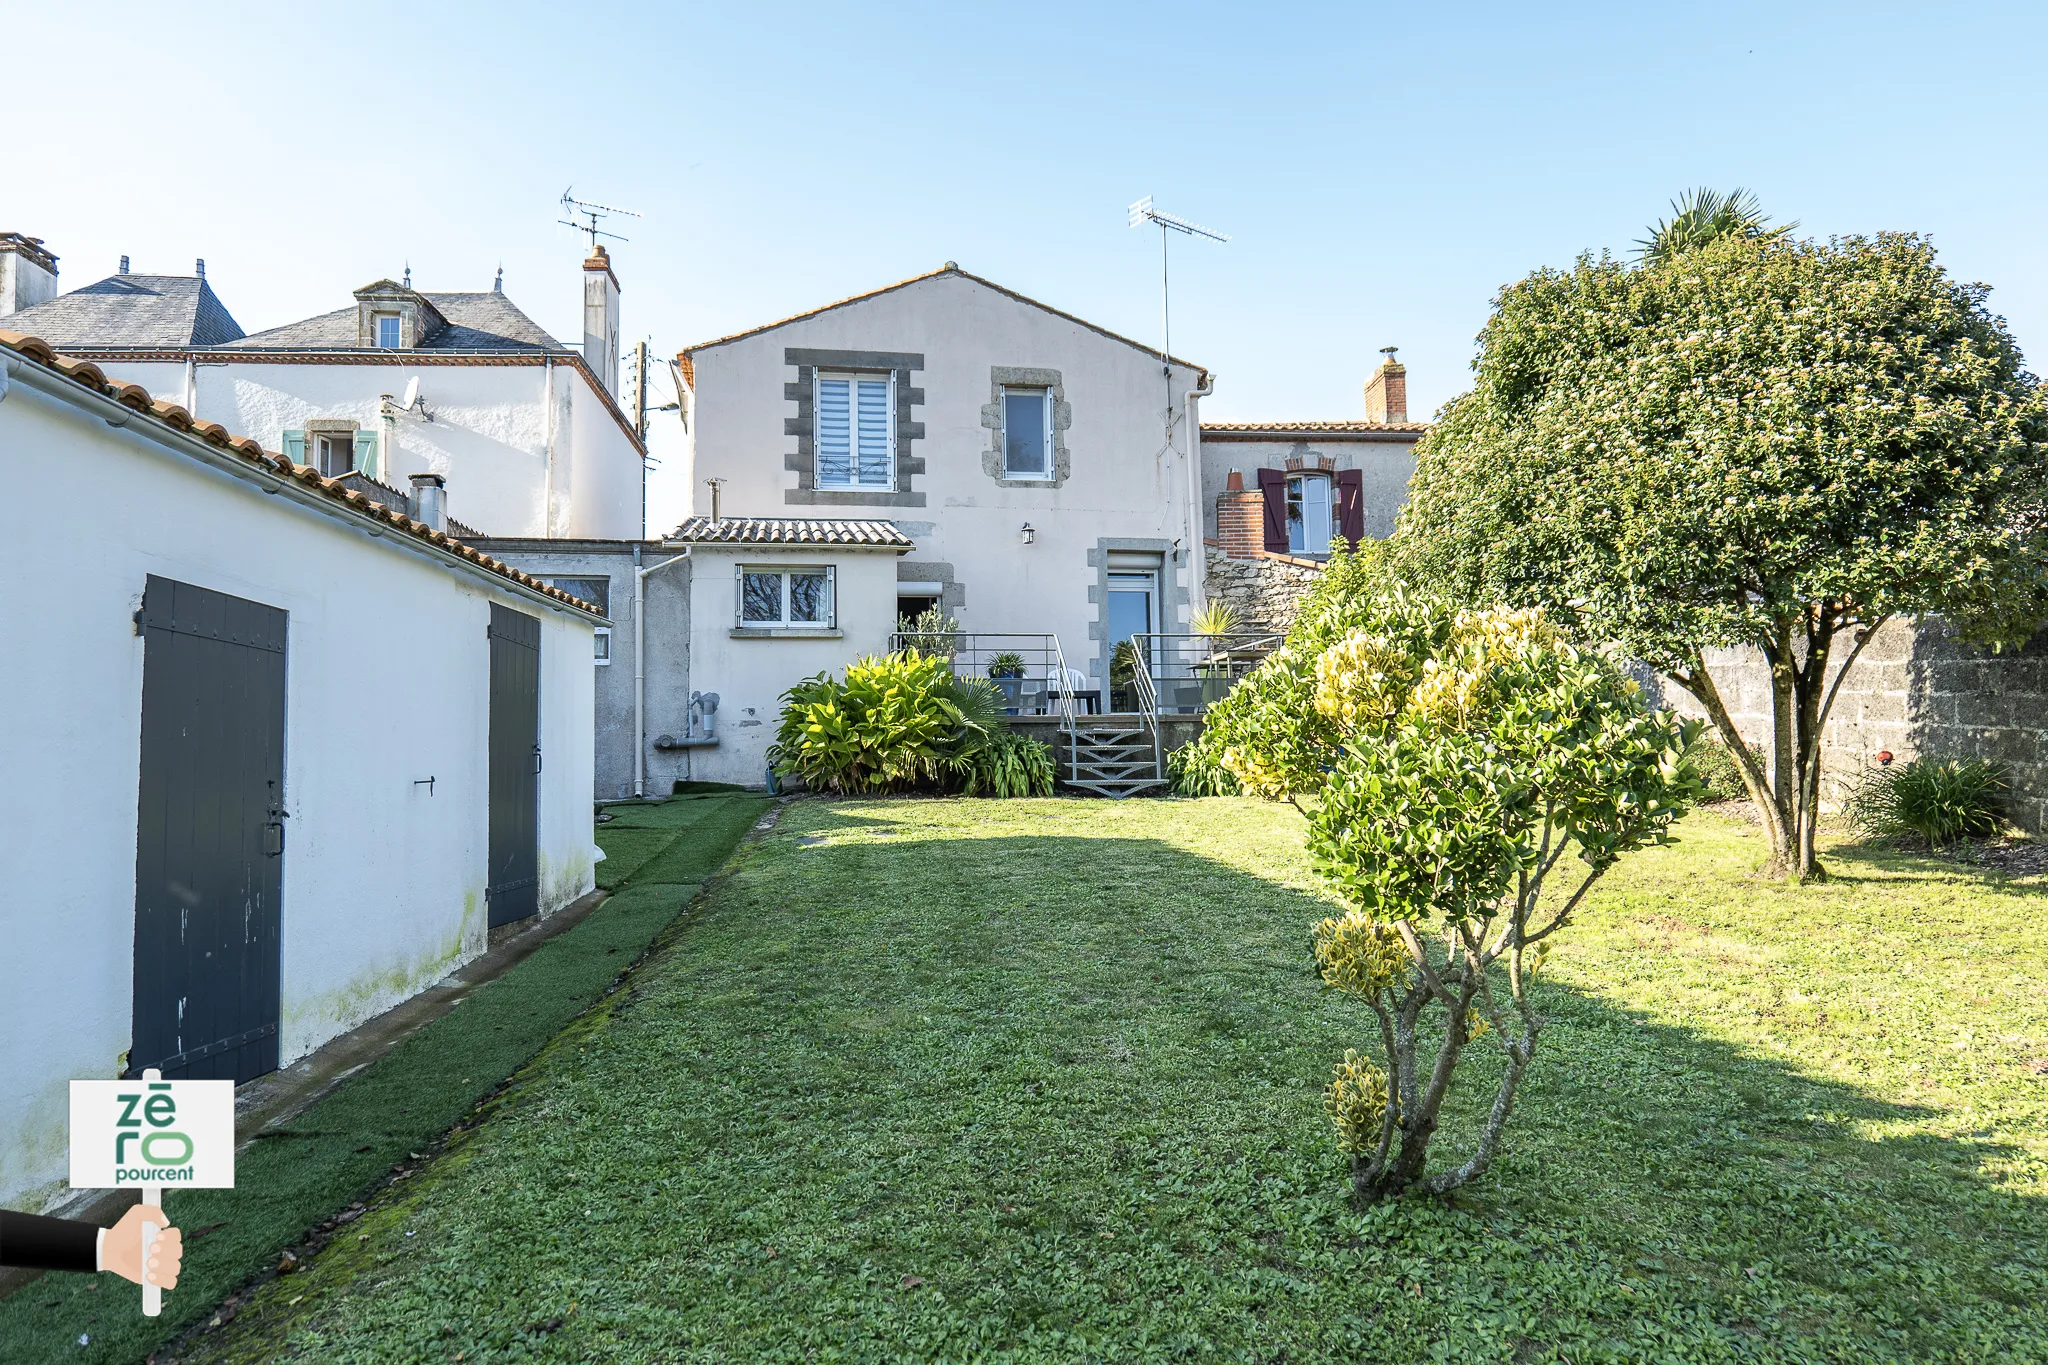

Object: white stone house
[682,267,1206,659]
[0,233,646,542]
[0,329,601,1212]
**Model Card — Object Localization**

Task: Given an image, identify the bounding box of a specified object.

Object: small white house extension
[0,234,646,540]
[0,330,600,1213]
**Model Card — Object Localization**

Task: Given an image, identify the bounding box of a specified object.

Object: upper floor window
[1287,472,1333,555]
[375,313,401,348]
[1001,387,1052,479]
[815,373,893,490]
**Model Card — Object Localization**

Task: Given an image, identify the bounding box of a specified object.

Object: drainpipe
[1183,370,1215,613]
[634,544,691,798]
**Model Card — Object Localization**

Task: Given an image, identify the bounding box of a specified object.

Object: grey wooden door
[130,575,287,1083]
[487,604,541,927]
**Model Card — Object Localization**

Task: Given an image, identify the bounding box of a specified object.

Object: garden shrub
[1227,587,1699,1202]
[1848,756,2008,847]
[1166,732,1239,796]
[770,652,1053,797]
[1682,733,1757,803]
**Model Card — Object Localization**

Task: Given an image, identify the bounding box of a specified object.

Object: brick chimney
[583,245,621,397]
[1364,347,1407,424]
[1216,470,1266,559]
[0,233,58,317]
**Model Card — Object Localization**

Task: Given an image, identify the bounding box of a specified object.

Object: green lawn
[0,793,770,1365]
[179,799,2046,1364]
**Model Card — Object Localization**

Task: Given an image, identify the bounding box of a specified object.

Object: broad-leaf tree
[1397,230,2048,879]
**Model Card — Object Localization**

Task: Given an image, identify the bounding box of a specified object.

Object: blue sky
[10,0,2045,531]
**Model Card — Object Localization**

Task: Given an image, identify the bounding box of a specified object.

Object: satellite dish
[401,377,420,410]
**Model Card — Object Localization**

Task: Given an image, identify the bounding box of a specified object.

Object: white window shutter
[826,565,837,629]
[817,378,852,487]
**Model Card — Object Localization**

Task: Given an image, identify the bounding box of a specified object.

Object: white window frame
[313,431,357,478]
[814,371,896,491]
[1000,386,1054,481]
[374,313,402,348]
[1286,471,1335,556]
[735,564,838,630]
[593,627,612,665]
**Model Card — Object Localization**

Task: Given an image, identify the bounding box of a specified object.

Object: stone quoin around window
[781,348,926,508]
[980,366,1073,488]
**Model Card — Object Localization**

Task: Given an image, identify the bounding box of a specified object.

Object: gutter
[1,353,601,624]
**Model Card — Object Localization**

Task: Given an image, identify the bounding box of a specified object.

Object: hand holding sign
[70,1068,233,1317]
[102,1205,183,1289]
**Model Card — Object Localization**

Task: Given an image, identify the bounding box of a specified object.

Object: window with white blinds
[816,373,895,489]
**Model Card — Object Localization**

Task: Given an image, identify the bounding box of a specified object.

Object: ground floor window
[739,566,836,629]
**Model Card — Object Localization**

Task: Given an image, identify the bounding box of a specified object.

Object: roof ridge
[678,266,1206,375]
[0,328,605,618]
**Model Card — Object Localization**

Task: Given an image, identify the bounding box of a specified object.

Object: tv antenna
[559,187,640,252]
[1128,196,1227,447]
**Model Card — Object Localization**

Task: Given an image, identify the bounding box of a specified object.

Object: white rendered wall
[0,370,596,1212]
[687,274,1208,684]
[90,357,641,540]
[683,546,903,786]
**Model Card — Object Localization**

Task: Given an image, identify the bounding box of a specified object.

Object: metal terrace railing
[1125,631,1283,774]
[888,631,1080,781]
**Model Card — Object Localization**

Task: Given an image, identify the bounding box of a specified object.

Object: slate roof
[4,275,245,348]
[228,292,565,352]
[0,327,606,619]
[666,516,916,548]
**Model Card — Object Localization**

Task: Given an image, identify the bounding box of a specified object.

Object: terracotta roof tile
[0,328,606,619]
[678,266,1206,376]
[666,516,915,548]
[1200,420,1430,435]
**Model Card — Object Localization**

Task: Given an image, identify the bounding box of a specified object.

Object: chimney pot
[119,255,130,274]
[195,258,205,279]
[1225,469,1245,492]
[409,472,448,533]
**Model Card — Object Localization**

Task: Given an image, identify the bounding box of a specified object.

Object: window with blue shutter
[282,430,307,465]
[815,372,893,490]
[353,430,380,479]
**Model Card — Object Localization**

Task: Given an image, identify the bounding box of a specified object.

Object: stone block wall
[1652,618,2047,834]
[1204,548,1323,635]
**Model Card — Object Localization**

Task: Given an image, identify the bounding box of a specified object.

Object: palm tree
[1636,188,1796,266]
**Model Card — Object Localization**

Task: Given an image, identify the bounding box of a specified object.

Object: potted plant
[1189,598,1240,708]
[986,650,1027,712]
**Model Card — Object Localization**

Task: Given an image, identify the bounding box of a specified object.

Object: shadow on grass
[154,800,2048,1362]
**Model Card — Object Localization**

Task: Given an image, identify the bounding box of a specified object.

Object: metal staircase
[1064,719,1164,798]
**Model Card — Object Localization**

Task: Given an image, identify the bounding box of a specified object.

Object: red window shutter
[1336,469,1365,546]
[1256,469,1288,552]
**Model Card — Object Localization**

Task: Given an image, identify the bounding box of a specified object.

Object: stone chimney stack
[1216,469,1267,559]
[0,233,59,317]
[1364,347,1408,424]
[583,245,621,396]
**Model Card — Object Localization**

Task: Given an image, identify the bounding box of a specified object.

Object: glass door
[1107,571,1157,712]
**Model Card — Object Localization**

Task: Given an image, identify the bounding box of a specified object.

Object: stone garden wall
[1649,618,2048,835]
[1204,548,1323,635]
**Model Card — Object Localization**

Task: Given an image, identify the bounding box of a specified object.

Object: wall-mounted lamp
[1020,522,1035,546]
